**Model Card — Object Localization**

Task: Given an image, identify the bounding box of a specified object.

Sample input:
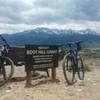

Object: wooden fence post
[25,70,32,87]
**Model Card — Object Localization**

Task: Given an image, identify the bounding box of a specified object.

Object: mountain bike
[0,35,14,86]
[63,41,84,85]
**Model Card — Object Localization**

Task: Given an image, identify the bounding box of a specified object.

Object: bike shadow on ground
[11,75,60,84]
[32,78,60,87]
[10,77,26,82]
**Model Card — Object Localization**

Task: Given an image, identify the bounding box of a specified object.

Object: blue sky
[0,0,100,33]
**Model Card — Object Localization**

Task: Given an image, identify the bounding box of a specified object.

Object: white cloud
[0,0,100,33]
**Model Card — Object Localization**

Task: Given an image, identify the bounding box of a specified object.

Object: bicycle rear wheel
[0,57,14,86]
[63,55,75,85]
[77,57,84,80]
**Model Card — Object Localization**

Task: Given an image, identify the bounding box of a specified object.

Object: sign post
[26,70,32,87]
[52,68,56,80]
[25,45,58,87]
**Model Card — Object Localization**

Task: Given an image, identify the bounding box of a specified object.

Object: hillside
[1,28,100,47]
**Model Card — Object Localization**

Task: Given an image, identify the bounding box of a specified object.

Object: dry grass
[83,58,100,72]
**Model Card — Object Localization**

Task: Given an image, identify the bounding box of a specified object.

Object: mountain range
[1,28,100,48]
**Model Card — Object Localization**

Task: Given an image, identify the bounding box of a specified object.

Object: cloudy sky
[0,0,100,33]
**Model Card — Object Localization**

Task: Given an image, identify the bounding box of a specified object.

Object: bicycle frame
[63,41,84,85]
[65,42,82,72]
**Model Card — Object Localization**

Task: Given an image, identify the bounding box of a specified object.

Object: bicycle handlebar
[0,34,10,48]
[67,41,83,46]
[58,40,83,51]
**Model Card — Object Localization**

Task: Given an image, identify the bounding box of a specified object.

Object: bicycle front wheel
[77,57,84,80]
[0,57,14,86]
[63,55,75,85]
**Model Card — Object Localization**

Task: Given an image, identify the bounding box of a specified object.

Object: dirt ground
[0,60,100,100]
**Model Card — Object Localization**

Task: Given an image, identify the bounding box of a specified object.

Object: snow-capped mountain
[1,28,100,47]
[78,29,98,35]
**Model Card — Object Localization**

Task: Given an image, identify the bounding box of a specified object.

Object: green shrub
[84,64,93,72]
[59,48,66,60]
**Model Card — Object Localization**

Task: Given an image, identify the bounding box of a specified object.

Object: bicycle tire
[0,57,14,86]
[77,57,84,80]
[63,55,75,85]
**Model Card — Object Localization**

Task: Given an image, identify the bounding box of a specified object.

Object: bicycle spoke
[0,57,14,86]
[77,58,84,80]
[63,56,75,85]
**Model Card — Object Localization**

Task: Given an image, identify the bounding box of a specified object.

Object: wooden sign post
[25,45,58,87]
[52,68,56,80]
[26,70,32,87]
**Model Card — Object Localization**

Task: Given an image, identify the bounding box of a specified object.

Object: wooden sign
[25,45,58,70]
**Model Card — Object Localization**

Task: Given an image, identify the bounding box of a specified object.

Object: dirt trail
[0,63,100,100]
